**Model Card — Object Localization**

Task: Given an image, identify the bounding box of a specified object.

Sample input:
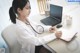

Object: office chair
[1,24,21,53]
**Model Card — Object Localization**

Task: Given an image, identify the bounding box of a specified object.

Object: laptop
[40,4,63,26]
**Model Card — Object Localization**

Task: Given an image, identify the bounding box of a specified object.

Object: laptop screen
[50,4,63,21]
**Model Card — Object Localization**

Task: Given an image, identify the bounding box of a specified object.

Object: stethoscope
[26,21,44,34]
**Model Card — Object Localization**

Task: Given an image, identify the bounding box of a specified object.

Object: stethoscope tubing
[29,22,44,34]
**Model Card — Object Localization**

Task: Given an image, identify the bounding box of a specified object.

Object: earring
[16,14,18,17]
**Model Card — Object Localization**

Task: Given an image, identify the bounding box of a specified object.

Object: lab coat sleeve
[16,27,56,46]
[42,25,51,32]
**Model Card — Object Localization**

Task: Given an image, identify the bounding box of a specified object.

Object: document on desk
[58,28,77,42]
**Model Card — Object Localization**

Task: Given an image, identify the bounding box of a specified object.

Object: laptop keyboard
[41,17,60,26]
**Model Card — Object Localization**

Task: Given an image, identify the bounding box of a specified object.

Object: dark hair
[9,0,29,24]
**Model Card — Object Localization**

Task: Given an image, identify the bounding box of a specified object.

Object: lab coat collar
[16,19,29,28]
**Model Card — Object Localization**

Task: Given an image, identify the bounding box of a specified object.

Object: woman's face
[18,2,31,18]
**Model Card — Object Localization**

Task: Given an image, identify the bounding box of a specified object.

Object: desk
[47,6,80,53]
[29,5,80,53]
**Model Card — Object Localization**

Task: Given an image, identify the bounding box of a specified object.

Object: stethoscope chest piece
[36,25,44,34]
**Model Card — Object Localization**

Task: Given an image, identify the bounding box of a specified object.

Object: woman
[9,0,62,53]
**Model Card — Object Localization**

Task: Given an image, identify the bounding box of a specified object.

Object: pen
[75,32,78,36]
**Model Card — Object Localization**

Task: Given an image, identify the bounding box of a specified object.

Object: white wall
[0,0,12,34]
[50,0,80,6]
[29,0,39,16]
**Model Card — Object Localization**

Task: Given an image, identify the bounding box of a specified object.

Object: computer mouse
[56,24,62,28]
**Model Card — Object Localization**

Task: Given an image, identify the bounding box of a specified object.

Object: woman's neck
[17,16,29,23]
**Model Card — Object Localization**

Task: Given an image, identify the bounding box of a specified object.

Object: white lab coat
[15,19,56,53]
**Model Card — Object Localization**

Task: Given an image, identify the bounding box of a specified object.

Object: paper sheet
[58,28,77,41]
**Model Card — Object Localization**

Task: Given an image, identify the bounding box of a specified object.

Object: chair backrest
[1,24,21,53]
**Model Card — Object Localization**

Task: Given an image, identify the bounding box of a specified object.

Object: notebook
[41,4,63,26]
[57,28,78,42]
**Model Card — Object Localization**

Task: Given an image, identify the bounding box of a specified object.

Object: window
[37,0,50,15]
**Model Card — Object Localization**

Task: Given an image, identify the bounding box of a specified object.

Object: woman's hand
[55,31,62,39]
[49,27,56,33]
